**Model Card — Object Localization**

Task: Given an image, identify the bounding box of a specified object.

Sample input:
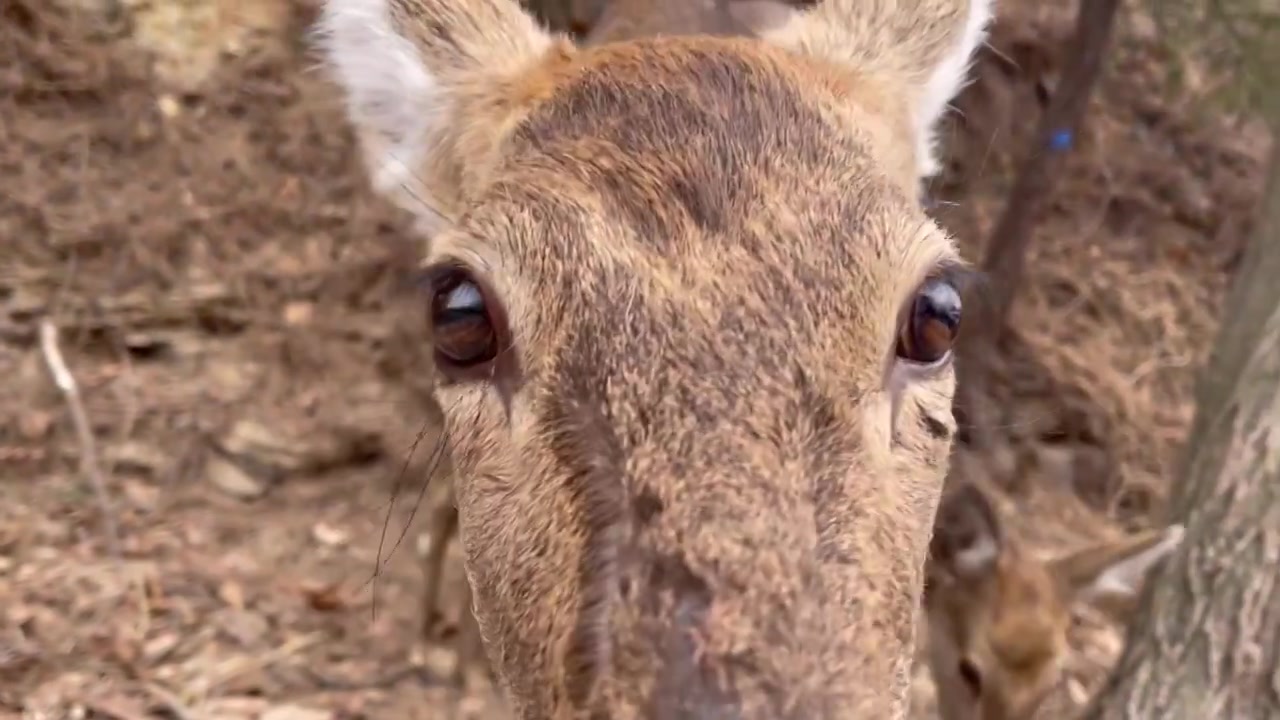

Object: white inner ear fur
[913,0,996,180]
[1078,525,1186,601]
[954,532,999,576]
[317,0,439,201]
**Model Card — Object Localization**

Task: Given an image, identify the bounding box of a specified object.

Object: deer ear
[737,0,995,181]
[316,0,556,224]
[931,483,1004,580]
[1050,525,1185,603]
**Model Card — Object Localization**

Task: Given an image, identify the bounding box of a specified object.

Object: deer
[317,0,995,714]
[923,482,1185,720]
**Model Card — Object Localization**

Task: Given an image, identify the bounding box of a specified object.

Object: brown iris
[896,277,962,364]
[428,266,499,369]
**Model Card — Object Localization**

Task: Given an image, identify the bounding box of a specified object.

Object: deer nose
[647,583,746,720]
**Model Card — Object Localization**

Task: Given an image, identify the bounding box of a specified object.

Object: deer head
[925,483,1185,720]
[317,0,993,716]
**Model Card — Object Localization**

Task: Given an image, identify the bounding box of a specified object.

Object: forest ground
[0,0,1266,717]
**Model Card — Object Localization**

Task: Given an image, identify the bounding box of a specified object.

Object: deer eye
[958,657,984,698]
[426,265,500,371]
[897,277,961,365]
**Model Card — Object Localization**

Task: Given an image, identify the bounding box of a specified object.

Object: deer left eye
[897,277,961,366]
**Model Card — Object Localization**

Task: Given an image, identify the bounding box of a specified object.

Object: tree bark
[1082,138,1280,720]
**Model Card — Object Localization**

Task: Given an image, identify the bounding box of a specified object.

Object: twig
[294,662,441,691]
[39,319,123,560]
[142,682,199,720]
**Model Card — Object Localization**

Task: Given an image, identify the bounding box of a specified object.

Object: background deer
[924,482,1184,720]
[318,0,993,715]
[417,471,489,685]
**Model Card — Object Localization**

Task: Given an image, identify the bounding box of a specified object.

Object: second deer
[924,482,1184,720]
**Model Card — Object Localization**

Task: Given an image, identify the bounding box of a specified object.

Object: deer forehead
[428,37,954,369]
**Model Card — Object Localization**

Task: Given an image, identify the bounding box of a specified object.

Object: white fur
[913,0,995,179]
[1083,525,1186,600]
[954,532,999,575]
[315,0,441,221]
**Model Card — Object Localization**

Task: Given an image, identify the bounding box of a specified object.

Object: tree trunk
[1081,137,1280,720]
[977,0,1121,327]
[957,0,1122,449]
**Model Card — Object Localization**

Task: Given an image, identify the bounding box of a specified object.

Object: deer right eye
[425,264,503,373]
[958,658,983,698]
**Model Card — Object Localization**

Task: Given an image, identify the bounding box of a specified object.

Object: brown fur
[924,484,1184,720]
[318,0,994,716]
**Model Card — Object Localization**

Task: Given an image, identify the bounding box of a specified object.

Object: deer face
[926,484,1185,720]
[318,0,993,716]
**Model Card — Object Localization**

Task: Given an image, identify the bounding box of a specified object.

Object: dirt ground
[0,0,1266,718]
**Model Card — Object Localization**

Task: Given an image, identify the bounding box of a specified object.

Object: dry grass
[0,0,1266,717]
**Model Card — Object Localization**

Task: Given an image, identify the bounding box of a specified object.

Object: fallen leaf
[121,331,174,359]
[0,635,39,676]
[17,411,53,440]
[206,359,257,402]
[261,704,333,720]
[1066,676,1088,705]
[420,645,458,680]
[110,632,141,667]
[109,441,169,477]
[142,633,180,663]
[0,446,45,464]
[219,581,246,610]
[86,694,151,720]
[302,581,346,612]
[199,696,272,720]
[217,420,296,474]
[458,695,492,720]
[216,419,382,479]
[121,479,160,511]
[206,454,267,500]
[311,523,348,548]
[156,94,181,118]
[213,608,270,648]
[282,302,314,326]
